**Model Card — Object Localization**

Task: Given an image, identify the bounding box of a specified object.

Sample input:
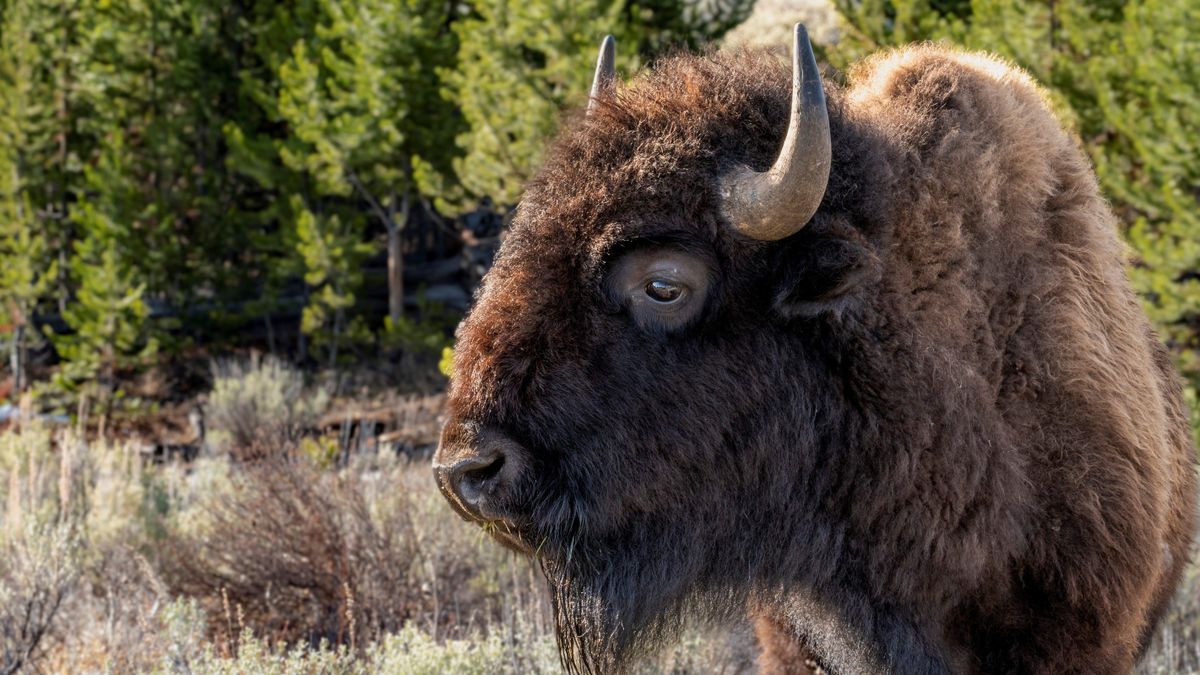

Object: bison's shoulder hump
[847,44,1051,117]
[844,45,1072,166]
[843,44,1095,248]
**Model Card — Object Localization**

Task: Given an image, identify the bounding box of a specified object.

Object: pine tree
[276,0,460,330]
[217,1,342,360]
[0,0,762,388]
[50,131,157,407]
[447,0,752,206]
[77,0,252,309]
[291,197,372,367]
[0,145,55,394]
[0,0,83,392]
[622,0,755,55]
[446,0,627,205]
[1096,0,1200,423]
[35,0,221,385]
[0,0,90,318]
[0,201,55,394]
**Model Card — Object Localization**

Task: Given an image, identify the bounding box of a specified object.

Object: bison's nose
[434,422,527,522]
[439,451,505,511]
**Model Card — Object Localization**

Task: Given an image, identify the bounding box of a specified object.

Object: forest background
[0,0,1196,430]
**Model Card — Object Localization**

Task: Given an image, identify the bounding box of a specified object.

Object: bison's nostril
[465,454,505,486]
[435,423,528,523]
[451,452,506,509]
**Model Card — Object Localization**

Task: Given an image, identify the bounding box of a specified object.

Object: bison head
[435,26,886,672]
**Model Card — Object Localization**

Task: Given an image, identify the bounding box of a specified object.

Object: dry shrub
[206,356,328,458]
[0,427,182,673]
[383,454,551,642]
[164,457,424,649]
[0,428,82,675]
[73,547,164,672]
[0,523,80,675]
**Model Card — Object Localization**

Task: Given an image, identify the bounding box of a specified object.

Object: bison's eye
[607,246,712,332]
[645,279,683,303]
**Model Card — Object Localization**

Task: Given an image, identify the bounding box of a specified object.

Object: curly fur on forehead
[521,51,793,229]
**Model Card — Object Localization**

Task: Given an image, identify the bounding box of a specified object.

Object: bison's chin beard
[535,521,744,675]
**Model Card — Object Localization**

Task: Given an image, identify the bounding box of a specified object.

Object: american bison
[434,25,1197,674]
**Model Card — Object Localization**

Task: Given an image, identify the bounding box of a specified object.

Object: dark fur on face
[439,46,1197,674]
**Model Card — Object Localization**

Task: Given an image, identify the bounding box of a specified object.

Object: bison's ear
[771,231,879,320]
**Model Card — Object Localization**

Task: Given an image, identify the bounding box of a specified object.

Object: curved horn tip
[791,24,823,105]
[718,21,831,241]
[793,22,810,44]
[587,35,617,115]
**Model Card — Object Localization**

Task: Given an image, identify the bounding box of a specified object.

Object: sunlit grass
[1,367,1195,673]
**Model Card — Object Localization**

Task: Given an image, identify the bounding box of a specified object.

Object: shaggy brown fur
[436,44,1197,674]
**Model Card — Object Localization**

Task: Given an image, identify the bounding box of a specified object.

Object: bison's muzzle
[434,421,533,551]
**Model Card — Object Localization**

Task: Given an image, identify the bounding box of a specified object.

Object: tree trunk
[387,225,404,325]
[347,174,409,327]
[329,306,342,370]
[386,192,411,326]
[10,322,24,394]
[264,311,276,355]
[297,284,309,363]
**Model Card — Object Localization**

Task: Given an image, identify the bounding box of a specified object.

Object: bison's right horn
[587,35,616,116]
[720,24,831,241]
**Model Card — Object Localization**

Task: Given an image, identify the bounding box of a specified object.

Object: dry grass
[162,458,423,648]
[0,419,562,672]
[0,360,1196,673]
[0,523,79,675]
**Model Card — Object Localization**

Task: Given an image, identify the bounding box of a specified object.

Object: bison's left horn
[720,24,831,241]
[587,35,616,116]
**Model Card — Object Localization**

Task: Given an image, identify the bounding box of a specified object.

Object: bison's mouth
[434,471,536,553]
[479,519,536,554]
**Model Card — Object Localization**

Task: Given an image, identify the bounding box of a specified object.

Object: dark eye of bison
[606,246,712,332]
[645,280,682,303]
